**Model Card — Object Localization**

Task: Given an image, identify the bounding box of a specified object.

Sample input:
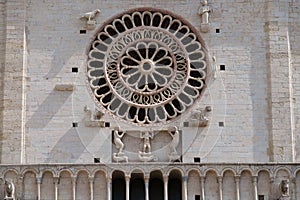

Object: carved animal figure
[113,153,128,163]
[80,9,101,21]
[138,151,157,162]
[4,179,15,199]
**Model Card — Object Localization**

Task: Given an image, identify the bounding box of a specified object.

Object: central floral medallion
[87,8,209,126]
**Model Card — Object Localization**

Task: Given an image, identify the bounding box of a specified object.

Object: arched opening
[130,173,145,200]
[240,170,254,200]
[41,171,55,200]
[258,170,270,200]
[76,171,90,200]
[168,170,182,200]
[23,171,38,200]
[58,171,72,200]
[112,171,126,200]
[296,170,300,199]
[205,170,218,200]
[94,170,107,200]
[187,170,200,200]
[149,171,164,200]
[222,170,235,200]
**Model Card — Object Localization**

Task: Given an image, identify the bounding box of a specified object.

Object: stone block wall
[0,0,299,165]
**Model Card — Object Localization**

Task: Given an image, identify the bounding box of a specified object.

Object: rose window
[121,42,173,93]
[87,8,209,126]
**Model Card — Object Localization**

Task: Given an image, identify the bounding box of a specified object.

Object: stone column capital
[36,176,42,184]
[88,176,95,183]
[163,175,169,182]
[144,175,150,183]
[252,176,258,183]
[53,176,59,184]
[217,176,223,183]
[125,175,131,183]
[182,176,188,182]
[234,175,240,182]
[71,176,77,184]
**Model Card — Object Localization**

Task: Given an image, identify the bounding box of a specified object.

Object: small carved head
[201,0,208,5]
[95,9,101,14]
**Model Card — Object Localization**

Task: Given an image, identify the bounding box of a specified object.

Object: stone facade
[0,0,299,199]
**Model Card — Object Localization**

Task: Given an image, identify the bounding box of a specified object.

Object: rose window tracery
[87,8,209,126]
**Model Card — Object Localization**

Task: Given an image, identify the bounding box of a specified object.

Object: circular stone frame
[86,7,210,127]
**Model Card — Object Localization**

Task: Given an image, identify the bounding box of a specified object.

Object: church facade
[0,0,300,199]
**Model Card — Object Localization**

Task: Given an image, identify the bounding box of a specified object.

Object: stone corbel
[83,106,105,127]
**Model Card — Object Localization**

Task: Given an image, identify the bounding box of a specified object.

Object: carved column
[145,176,150,200]
[18,175,24,200]
[106,177,112,200]
[269,177,274,200]
[182,176,188,200]
[217,176,223,200]
[291,177,296,200]
[200,176,205,200]
[234,176,240,200]
[36,176,42,200]
[71,176,76,200]
[163,175,168,200]
[125,175,130,200]
[53,177,59,200]
[89,176,94,200]
[252,176,258,200]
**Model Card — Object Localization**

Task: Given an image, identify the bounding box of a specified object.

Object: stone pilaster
[265,0,295,162]
[1,0,27,164]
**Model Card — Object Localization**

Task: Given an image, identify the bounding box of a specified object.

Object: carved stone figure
[198,0,211,24]
[114,129,125,154]
[169,127,179,155]
[80,9,101,29]
[4,179,15,200]
[112,128,128,163]
[168,127,181,162]
[138,131,157,162]
[279,180,290,200]
[94,109,104,120]
[83,106,105,127]
[191,106,211,126]
[140,131,153,154]
[198,0,211,32]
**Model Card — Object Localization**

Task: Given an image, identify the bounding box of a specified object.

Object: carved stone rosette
[87,8,209,127]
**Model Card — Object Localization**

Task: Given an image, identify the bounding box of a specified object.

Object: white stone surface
[0,0,300,199]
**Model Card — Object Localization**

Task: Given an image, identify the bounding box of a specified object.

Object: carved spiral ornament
[87,8,208,126]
